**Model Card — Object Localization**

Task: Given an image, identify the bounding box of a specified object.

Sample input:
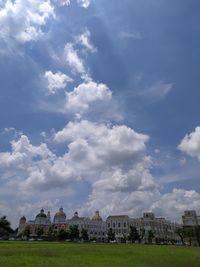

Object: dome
[54,207,66,219]
[36,209,47,218]
[92,211,102,221]
[72,211,79,219]
[19,216,26,222]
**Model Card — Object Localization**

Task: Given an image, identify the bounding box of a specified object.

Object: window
[124,222,126,228]
[107,223,110,228]
[113,222,115,228]
[118,222,121,228]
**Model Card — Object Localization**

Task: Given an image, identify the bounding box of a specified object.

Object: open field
[0,242,200,267]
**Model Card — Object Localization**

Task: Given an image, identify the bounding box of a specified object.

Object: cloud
[0,0,55,48]
[77,0,90,8]
[64,43,86,75]
[76,29,96,52]
[119,31,143,40]
[139,81,173,103]
[151,189,200,222]
[44,70,73,94]
[178,127,200,160]
[65,80,112,112]
[1,123,200,223]
[60,0,71,6]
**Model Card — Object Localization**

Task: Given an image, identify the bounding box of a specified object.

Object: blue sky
[0,0,200,227]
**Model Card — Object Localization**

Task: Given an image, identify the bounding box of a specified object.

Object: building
[106,213,180,243]
[18,208,105,241]
[182,210,200,226]
[130,213,180,243]
[106,215,129,242]
[18,209,51,237]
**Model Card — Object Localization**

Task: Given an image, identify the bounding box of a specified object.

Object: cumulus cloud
[151,189,200,222]
[44,70,73,94]
[178,127,200,160]
[1,123,200,223]
[65,81,112,112]
[0,0,55,47]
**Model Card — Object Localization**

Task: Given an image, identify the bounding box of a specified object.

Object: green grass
[0,241,200,267]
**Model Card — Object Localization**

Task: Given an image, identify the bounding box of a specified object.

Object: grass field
[0,242,200,267]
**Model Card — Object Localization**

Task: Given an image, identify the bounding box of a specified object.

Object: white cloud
[139,81,173,102]
[64,43,86,75]
[60,0,71,6]
[77,0,90,8]
[0,0,55,47]
[76,29,96,52]
[44,70,73,94]
[178,127,200,160]
[151,189,200,222]
[1,123,200,224]
[65,81,112,111]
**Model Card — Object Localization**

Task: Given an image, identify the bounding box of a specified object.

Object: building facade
[18,208,105,241]
[106,213,180,243]
[182,210,200,226]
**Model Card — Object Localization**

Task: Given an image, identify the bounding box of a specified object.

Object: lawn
[0,241,200,267]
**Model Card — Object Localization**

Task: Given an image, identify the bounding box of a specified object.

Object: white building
[106,213,180,243]
[182,210,200,226]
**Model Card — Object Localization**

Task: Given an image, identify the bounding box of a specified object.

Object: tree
[0,216,13,238]
[81,228,89,241]
[36,227,44,238]
[184,227,195,246]
[57,229,69,241]
[176,228,185,245]
[139,228,145,243]
[128,226,140,243]
[47,225,54,241]
[147,230,154,244]
[69,225,79,241]
[107,228,115,241]
[23,225,31,239]
[194,226,200,247]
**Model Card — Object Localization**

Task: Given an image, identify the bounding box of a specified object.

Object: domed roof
[20,216,26,222]
[72,211,79,219]
[36,209,47,218]
[54,207,66,219]
[92,211,102,221]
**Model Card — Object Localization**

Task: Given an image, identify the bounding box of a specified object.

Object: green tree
[147,230,154,244]
[194,226,200,247]
[23,225,31,239]
[81,228,89,241]
[128,226,140,243]
[57,229,69,241]
[0,216,13,238]
[176,228,185,245]
[47,225,54,241]
[36,227,44,238]
[185,227,195,246]
[69,225,80,241]
[107,228,115,241]
[139,228,145,242]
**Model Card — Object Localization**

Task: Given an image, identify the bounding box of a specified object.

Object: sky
[0,0,200,228]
